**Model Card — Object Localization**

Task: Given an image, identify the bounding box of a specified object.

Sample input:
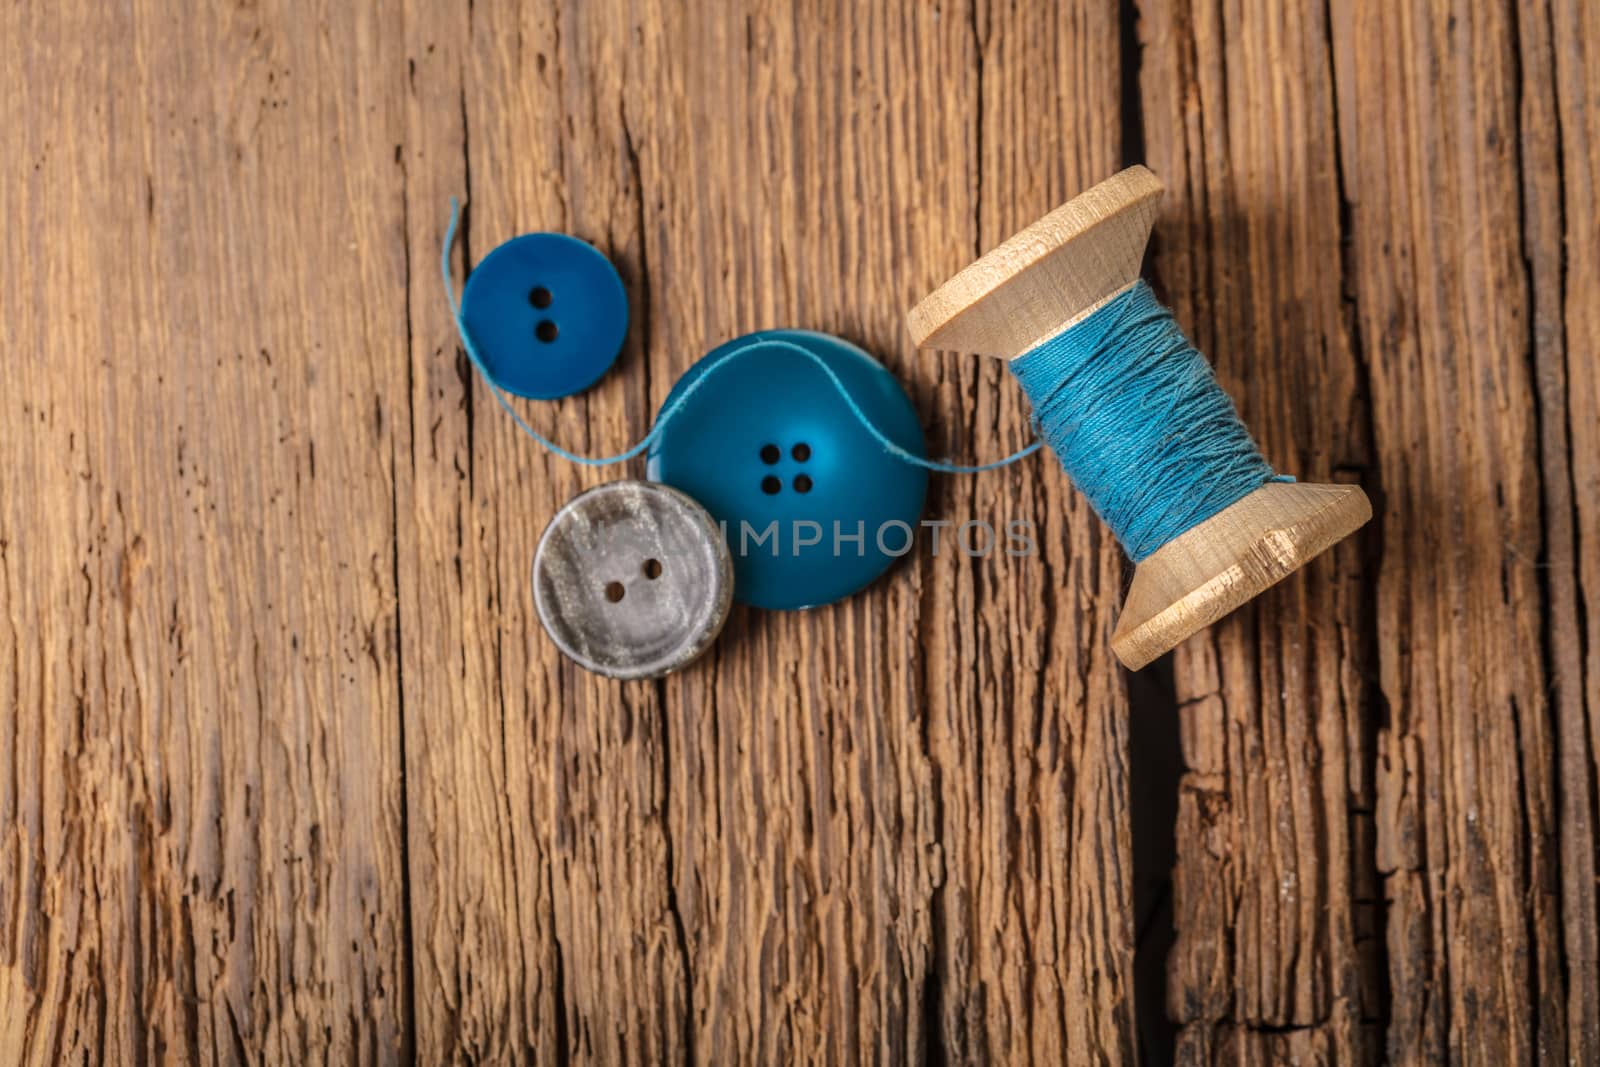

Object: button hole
[536,320,559,343]
[761,475,782,495]
[530,286,553,309]
[759,443,781,464]
[604,581,625,602]
[791,442,811,462]
[642,558,663,580]
[793,474,813,494]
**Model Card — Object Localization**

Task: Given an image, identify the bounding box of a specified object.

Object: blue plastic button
[646,330,928,610]
[460,233,628,399]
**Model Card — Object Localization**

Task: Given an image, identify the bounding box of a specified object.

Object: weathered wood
[397,2,594,1060]
[0,0,411,1061]
[1518,0,1600,1060]
[399,1,1135,1063]
[928,5,1136,1059]
[1332,2,1568,1062]
[1141,0,1591,1062]
[8,0,1598,1062]
[1135,0,1381,1059]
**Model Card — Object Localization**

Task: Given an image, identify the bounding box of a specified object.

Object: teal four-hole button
[646,330,929,610]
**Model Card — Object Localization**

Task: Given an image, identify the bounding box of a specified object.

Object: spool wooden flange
[907,165,1372,670]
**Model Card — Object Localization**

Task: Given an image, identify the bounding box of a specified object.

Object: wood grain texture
[400,0,1135,1063]
[1136,2,1380,1061]
[1519,0,1600,1059]
[4,0,1597,1063]
[1,0,410,1062]
[935,8,1135,1060]
[1334,2,1568,1061]
[1140,0,1598,1062]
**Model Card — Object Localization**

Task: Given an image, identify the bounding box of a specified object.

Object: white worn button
[533,481,732,679]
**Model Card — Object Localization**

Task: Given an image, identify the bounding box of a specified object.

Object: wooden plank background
[1,1,1594,1064]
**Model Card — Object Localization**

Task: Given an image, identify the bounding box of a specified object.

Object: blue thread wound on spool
[1010,280,1288,562]
[440,197,1277,561]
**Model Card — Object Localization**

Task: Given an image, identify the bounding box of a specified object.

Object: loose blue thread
[441,198,1286,561]
[1010,281,1289,561]
[441,198,1039,473]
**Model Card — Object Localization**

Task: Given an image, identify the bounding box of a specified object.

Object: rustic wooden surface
[1140,1,1600,1063]
[1,1,1594,1065]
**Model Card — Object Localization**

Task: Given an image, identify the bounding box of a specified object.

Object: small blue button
[460,233,628,400]
[646,330,928,610]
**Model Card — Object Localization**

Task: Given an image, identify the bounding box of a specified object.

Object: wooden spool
[907,165,1372,670]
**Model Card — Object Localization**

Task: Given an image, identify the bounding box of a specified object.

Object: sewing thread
[442,199,1285,562]
[442,199,1038,473]
[1010,281,1287,561]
